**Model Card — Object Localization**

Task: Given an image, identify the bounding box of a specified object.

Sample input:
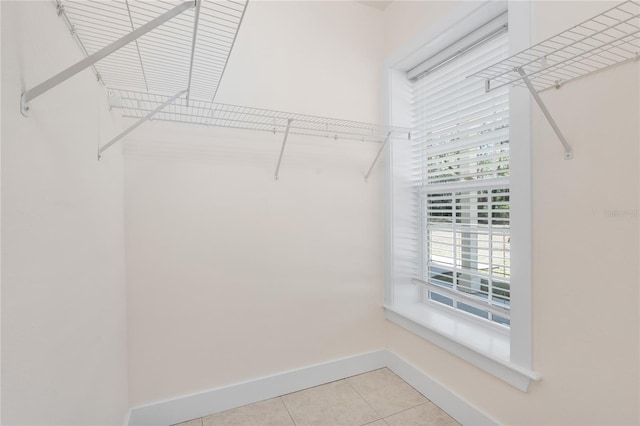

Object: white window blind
[411,30,511,325]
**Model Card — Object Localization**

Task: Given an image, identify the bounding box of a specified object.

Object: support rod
[21,1,195,113]
[98,90,186,158]
[365,132,391,181]
[186,0,202,106]
[516,67,573,160]
[274,119,293,180]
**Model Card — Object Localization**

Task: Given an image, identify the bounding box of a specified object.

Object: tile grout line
[383,401,430,422]
[386,368,433,402]
[386,370,460,424]
[343,376,384,424]
[347,368,432,423]
[382,368,440,418]
[362,418,390,426]
[279,396,297,425]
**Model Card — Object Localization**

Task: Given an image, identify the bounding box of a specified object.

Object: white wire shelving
[58,0,246,103]
[107,89,409,178]
[110,89,406,144]
[21,0,247,115]
[21,0,403,178]
[469,0,640,159]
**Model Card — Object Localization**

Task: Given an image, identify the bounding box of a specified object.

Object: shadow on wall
[119,120,386,179]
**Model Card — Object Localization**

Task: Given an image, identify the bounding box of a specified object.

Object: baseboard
[123,408,132,426]
[128,350,388,426]
[385,352,497,426]
[127,349,497,426]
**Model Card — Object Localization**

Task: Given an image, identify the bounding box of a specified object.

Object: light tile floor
[174,368,459,426]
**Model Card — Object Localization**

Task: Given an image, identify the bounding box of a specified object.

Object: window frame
[382,0,538,391]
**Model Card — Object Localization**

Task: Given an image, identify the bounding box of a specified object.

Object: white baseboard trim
[128,349,497,426]
[128,350,388,426]
[123,408,132,426]
[385,352,497,426]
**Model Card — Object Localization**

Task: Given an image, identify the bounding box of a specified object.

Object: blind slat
[412,28,511,324]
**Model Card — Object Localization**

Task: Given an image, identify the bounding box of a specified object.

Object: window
[383,1,537,391]
[412,25,511,327]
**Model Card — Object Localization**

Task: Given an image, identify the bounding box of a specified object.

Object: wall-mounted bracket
[274,119,293,180]
[516,67,573,160]
[20,93,30,116]
[98,90,187,159]
[20,0,195,116]
[364,132,391,181]
[470,1,640,161]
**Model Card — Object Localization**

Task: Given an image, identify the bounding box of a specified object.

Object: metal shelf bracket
[186,0,202,106]
[469,1,640,160]
[274,119,293,180]
[20,0,195,116]
[365,132,391,180]
[98,89,187,159]
[515,67,573,160]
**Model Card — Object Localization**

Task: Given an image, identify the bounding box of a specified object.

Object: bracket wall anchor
[20,93,29,117]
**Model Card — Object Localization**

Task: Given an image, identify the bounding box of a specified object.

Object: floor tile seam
[363,419,390,426]
[382,369,438,417]
[281,377,347,398]
[279,395,298,425]
[384,368,432,397]
[346,369,431,420]
[386,371,434,405]
[343,376,384,422]
[382,401,431,421]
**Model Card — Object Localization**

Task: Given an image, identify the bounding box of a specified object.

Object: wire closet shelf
[465,0,639,160]
[469,0,640,93]
[49,0,407,151]
[110,89,409,143]
[57,0,247,102]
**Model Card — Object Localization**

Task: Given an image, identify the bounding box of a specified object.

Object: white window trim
[382,0,539,391]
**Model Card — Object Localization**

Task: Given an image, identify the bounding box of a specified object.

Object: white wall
[383,0,460,57]
[6,1,635,424]
[1,2,129,424]
[383,1,640,425]
[122,1,388,406]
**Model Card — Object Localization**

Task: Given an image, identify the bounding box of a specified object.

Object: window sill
[384,303,541,391]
